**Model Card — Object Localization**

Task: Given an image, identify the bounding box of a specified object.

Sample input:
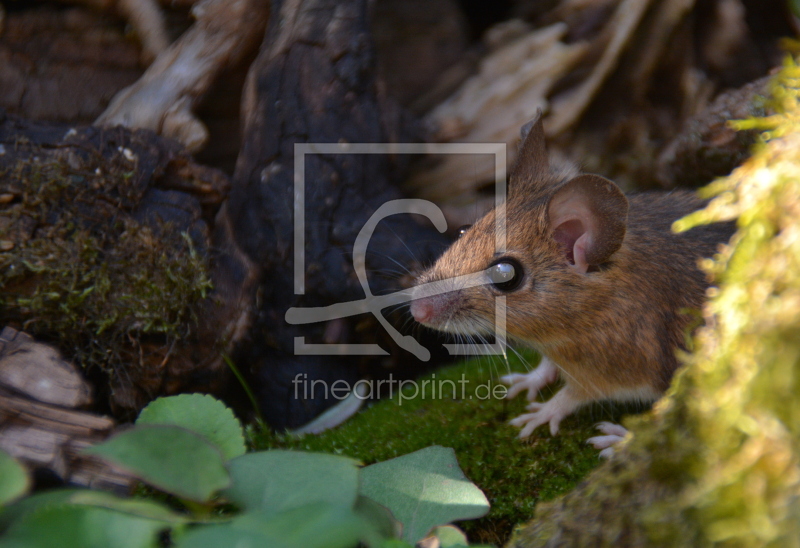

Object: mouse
[409,112,735,452]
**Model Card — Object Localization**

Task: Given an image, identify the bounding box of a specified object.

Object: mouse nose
[410,297,433,324]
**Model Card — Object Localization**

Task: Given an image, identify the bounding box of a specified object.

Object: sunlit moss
[509,56,800,548]
[248,353,637,545]
[0,151,212,378]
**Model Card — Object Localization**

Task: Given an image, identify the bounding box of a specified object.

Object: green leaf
[2,504,172,548]
[67,490,190,523]
[174,503,368,548]
[0,450,29,506]
[0,489,82,532]
[0,489,188,532]
[431,525,468,547]
[172,525,291,548]
[354,495,401,541]
[83,425,230,502]
[235,503,368,547]
[359,446,489,543]
[224,450,359,516]
[137,394,246,461]
[377,541,415,548]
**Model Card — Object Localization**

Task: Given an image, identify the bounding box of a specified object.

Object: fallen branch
[96,0,269,152]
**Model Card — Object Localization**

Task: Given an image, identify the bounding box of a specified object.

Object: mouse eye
[487,257,524,292]
[457,225,472,238]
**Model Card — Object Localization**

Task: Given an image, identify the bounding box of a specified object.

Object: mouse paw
[500,356,559,401]
[508,386,583,438]
[586,422,629,458]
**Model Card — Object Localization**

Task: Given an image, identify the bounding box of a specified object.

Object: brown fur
[414,116,735,408]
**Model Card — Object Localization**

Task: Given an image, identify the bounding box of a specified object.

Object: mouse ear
[547,174,628,273]
[511,109,549,185]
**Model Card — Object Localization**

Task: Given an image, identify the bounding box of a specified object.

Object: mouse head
[411,113,629,344]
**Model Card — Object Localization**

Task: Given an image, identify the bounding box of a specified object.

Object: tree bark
[216,0,449,429]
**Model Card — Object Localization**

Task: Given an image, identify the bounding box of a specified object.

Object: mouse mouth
[435,317,497,338]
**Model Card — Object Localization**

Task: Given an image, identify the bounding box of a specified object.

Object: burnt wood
[218,0,449,429]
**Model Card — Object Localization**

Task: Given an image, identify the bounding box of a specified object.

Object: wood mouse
[409,113,735,450]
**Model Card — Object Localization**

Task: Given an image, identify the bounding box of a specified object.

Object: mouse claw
[512,409,561,438]
[509,412,536,428]
[500,357,559,401]
[500,374,531,401]
[586,434,623,450]
[595,421,629,437]
[510,413,545,439]
[598,447,615,459]
[586,422,629,457]
[509,386,583,439]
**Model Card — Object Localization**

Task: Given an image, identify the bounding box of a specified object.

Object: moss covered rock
[0,121,224,414]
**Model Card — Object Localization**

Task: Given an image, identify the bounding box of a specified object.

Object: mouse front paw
[586,421,629,458]
[500,356,559,401]
[508,386,583,438]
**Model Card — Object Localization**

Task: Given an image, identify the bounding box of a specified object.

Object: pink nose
[410,297,434,324]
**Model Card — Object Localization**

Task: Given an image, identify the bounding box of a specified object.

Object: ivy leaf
[172,525,288,548]
[83,425,230,502]
[431,525,470,547]
[174,503,369,548]
[0,488,190,541]
[136,394,246,461]
[223,450,359,517]
[67,490,191,523]
[0,490,80,532]
[2,504,173,548]
[0,450,29,506]
[359,446,489,543]
[353,495,401,541]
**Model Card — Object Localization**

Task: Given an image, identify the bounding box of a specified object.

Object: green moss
[0,151,212,377]
[250,352,631,545]
[508,55,800,548]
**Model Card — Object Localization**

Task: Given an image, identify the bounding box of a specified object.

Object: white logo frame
[285,142,508,361]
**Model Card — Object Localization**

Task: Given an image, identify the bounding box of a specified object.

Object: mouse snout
[410,296,435,324]
[410,289,460,328]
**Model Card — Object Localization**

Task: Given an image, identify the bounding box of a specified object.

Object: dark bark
[371,0,471,110]
[217,0,449,430]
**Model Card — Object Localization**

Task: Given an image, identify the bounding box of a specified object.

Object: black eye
[487,257,524,292]
[457,225,472,238]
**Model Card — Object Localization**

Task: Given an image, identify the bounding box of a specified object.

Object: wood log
[0,327,133,492]
[0,327,90,408]
[216,0,449,430]
[404,0,790,202]
[403,20,588,202]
